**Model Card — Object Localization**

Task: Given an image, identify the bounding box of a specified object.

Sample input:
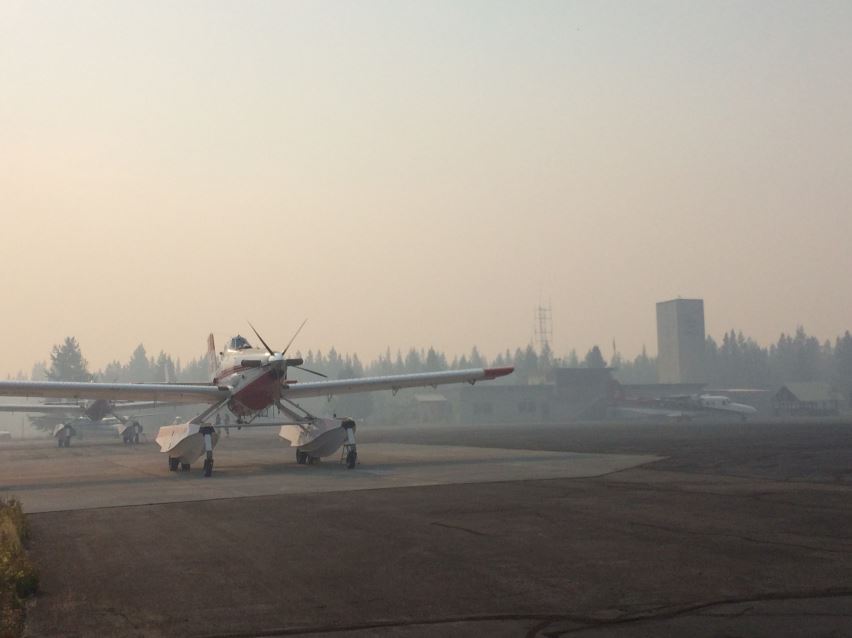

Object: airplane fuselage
[82,399,114,422]
[694,394,758,416]
[213,347,285,417]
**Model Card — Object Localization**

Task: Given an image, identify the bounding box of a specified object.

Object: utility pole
[534,303,553,353]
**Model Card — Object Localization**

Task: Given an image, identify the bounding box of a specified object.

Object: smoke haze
[1,1,850,376]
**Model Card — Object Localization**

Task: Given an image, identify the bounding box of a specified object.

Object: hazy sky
[1,1,851,377]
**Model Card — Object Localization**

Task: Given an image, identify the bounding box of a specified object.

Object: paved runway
[0,437,660,512]
[5,421,852,637]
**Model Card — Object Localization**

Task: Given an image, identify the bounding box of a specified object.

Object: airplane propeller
[247,321,328,379]
[248,321,277,358]
[292,364,327,378]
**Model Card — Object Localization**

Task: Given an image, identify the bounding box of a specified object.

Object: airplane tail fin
[207,334,220,379]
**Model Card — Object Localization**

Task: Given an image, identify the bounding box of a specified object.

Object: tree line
[703,327,852,388]
[19,325,852,390]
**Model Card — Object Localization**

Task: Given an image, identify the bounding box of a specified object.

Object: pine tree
[127,344,152,382]
[30,361,47,381]
[46,337,92,382]
[583,345,606,369]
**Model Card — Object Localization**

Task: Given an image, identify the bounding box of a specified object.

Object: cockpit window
[228,335,252,350]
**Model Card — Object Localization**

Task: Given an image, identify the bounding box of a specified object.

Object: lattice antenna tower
[534,303,553,353]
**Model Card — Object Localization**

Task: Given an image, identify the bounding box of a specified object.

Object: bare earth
[4,420,852,637]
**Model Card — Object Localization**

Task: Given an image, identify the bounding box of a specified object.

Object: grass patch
[0,498,38,638]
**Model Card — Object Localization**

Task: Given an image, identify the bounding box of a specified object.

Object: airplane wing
[110,401,193,413]
[283,367,513,400]
[0,403,84,415]
[612,406,691,419]
[0,368,513,409]
[0,381,228,404]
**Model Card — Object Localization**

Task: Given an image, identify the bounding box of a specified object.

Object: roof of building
[656,298,704,306]
[777,382,838,403]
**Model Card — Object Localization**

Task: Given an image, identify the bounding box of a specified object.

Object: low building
[412,393,452,423]
[457,368,616,424]
[458,384,555,424]
[773,383,841,417]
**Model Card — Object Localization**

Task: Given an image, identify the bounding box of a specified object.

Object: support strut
[341,419,357,469]
[201,426,215,477]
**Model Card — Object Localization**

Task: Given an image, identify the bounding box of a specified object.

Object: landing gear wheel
[296,450,307,465]
[180,462,191,472]
[203,458,213,477]
[133,433,140,444]
[168,457,179,472]
[122,435,129,445]
[307,455,318,465]
[346,449,357,469]
[57,438,64,448]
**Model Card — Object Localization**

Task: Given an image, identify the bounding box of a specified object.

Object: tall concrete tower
[656,298,705,384]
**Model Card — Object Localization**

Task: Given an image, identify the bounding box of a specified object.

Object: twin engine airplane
[0,326,513,476]
[613,393,758,421]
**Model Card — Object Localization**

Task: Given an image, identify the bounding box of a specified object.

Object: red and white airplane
[0,326,513,476]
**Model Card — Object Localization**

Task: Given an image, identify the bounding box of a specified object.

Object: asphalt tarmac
[5,420,852,637]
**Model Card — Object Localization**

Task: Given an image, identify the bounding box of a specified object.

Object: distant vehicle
[0,431,11,441]
[613,393,758,422]
[0,324,513,476]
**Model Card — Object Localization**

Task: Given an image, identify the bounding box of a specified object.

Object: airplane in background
[612,393,758,421]
[0,398,166,446]
[0,325,513,476]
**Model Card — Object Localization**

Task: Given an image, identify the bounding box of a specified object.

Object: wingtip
[483,366,514,380]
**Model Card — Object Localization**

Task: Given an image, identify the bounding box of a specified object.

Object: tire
[169,458,179,472]
[346,449,357,469]
[180,462,191,472]
[203,459,213,478]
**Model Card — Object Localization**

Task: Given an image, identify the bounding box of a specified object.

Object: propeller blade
[247,321,275,356]
[293,365,327,378]
[281,319,308,356]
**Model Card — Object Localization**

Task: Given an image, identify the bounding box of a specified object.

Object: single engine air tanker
[0,399,153,446]
[0,324,513,476]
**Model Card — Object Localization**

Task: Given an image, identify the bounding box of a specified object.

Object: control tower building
[656,298,706,384]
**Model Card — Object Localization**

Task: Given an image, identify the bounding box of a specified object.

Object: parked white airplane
[692,394,759,416]
[0,326,513,476]
[614,394,758,421]
[0,399,158,446]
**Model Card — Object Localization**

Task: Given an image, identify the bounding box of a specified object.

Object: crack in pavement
[195,613,560,637]
[170,588,852,638]
[537,588,852,636]
[430,521,491,537]
[177,590,852,638]
[624,519,852,555]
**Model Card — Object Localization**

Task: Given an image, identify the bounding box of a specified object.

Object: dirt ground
[18,420,852,637]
